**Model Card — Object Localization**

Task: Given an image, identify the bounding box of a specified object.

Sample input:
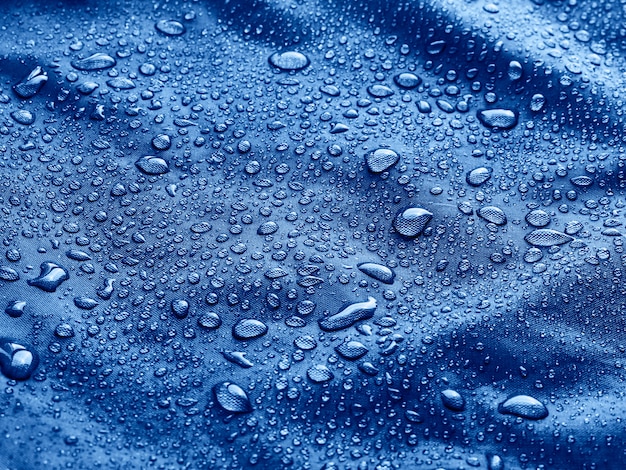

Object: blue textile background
[0,0,625,468]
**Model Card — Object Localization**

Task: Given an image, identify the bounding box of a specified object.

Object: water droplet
[477,206,507,225]
[564,220,584,235]
[268,51,310,71]
[426,40,446,55]
[28,262,69,292]
[488,455,504,470]
[466,167,493,187]
[0,266,20,282]
[71,53,116,71]
[393,72,421,89]
[190,222,212,234]
[171,299,190,319]
[5,300,26,318]
[530,93,546,112]
[441,389,465,411]
[335,340,369,360]
[357,263,395,284]
[294,335,317,350]
[10,110,35,125]
[13,66,48,99]
[296,276,324,287]
[66,249,91,261]
[5,249,21,262]
[213,382,253,413]
[499,395,548,420]
[96,278,115,300]
[106,77,135,90]
[155,19,186,36]
[417,100,432,113]
[74,296,99,310]
[525,210,550,228]
[55,323,75,339]
[365,149,400,174]
[307,364,334,383]
[525,229,573,247]
[135,156,169,175]
[221,351,254,368]
[507,60,523,80]
[393,207,433,237]
[0,340,39,380]
[198,312,222,329]
[570,175,593,187]
[319,296,377,332]
[264,267,288,279]
[358,362,379,376]
[151,134,171,151]
[523,247,543,263]
[477,109,518,129]
[296,300,316,316]
[367,84,394,98]
[257,221,279,235]
[76,81,98,95]
[233,319,268,340]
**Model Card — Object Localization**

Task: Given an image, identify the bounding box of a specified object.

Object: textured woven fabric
[0,0,625,468]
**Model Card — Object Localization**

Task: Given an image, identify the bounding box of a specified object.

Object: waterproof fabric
[0,0,624,469]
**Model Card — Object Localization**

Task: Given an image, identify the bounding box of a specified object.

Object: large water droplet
[0,266,20,282]
[365,149,400,174]
[477,206,507,225]
[393,208,433,237]
[213,382,253,413]
[335,340,369,360]
[0,340,39,380]
[466,167,493,187]
[135,156,169,175]
[393,72,421,89]
[499,395,548,420]
[525,229,573,247]
[477,109,518,129]
[28,262,69,292]
[13,66,48,99]
[74,296,99,310]
[10,110,35,125]
[155,19,186,36]
[318,297,377,332]
[307,364,334,383]
[367,84,394,98]
[357,263,395,284]
[268,51,310,71]
[525,210,550,228]
[441,389,465,412]
[198,312,222,329]
[171,299,190,319]
[55,323,75,338]
[5,300,26,318]
[233,319,268,340]
[71,53,116,71]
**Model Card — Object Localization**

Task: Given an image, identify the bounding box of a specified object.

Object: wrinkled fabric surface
[0,0,625,469]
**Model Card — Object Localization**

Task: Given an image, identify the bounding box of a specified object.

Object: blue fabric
[0,0,624,468]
